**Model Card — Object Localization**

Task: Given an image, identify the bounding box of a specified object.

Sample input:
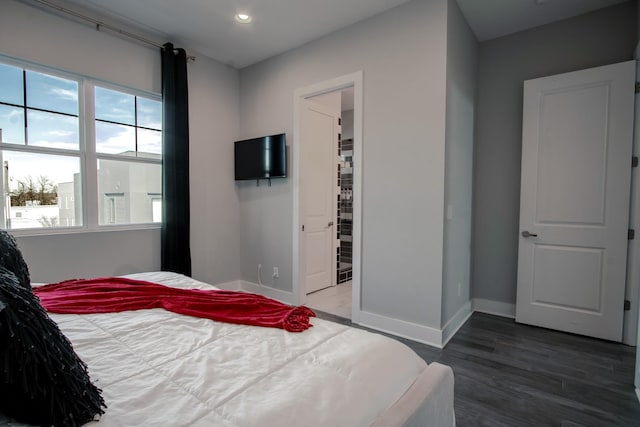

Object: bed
[2,271,455,427]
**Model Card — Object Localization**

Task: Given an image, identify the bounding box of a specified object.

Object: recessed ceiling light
[235,13,252,24]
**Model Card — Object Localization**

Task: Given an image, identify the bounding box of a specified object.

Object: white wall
[472,2,636,306]
[0,0,161,93]
[441,0,478,326]
[1,0,241,285]
[310,91,342,112]
[238,0,448,329]
[188,55,241,285]
[17,230,160,283]
[342,109,354,140]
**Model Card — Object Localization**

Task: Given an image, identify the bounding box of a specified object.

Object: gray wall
[238,0,449,328]
[1,0,241,285]
[0,0,160,93]
[188,54,241,286]
[342,109,354,140]
[17,230,160,283]
[472,2,637,303]
[637,0,640,42]
[635,0,640,393]
[442,0,478,325]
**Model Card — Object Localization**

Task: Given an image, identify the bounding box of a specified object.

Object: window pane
[0,63,24,105]
[98,159,161,225]
[96,121,135,155]
[25,70,78,115]
[0,105,25,144]
[137,97,161,130]
[152,198,162,222]
[138,128,162,157]
[0,151,81,229]
[27,110,79,150]
[95,86,135,125]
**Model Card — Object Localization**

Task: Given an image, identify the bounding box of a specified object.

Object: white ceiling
[44,0,630,68]
[58,0,412,68]
[456,0,629,42]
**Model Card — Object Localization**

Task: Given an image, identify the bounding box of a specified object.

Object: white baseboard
[356,299,512,348]
[238,280,295,305]
[213,280,243,291]
[473,298,516,319]
[441,301,473,347]
[358,311,444,349]
[208,283,512,349]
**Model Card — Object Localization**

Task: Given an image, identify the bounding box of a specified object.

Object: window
[0,57,162,231]
[151,197,162,223]
[95,86,161,157]
[94,85,162,226]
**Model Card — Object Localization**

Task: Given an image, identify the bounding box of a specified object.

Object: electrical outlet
[258,264,262,270]
[272,267,279,278]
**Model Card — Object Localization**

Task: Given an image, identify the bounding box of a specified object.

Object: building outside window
[0,57,162,231]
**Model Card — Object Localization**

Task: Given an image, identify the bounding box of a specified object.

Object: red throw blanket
[34,277,316,332]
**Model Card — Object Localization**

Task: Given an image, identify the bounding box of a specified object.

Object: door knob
[326,221,334,228]
[522,230,538,238]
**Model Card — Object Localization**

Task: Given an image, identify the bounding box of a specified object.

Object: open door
[516,61,635,341]
[299,99,339,295]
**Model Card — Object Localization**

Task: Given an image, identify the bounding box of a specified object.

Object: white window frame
[0,54,162,236]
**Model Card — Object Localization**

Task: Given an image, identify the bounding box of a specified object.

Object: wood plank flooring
[314,311,640,426]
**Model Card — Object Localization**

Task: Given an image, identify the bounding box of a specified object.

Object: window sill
[8,223,161,238]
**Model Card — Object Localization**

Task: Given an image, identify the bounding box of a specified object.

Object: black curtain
[161,42,191,276]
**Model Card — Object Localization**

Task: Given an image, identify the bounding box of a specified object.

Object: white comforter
[27,272,438,426]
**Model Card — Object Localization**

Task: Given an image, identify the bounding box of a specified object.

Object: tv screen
[234,133,287,180]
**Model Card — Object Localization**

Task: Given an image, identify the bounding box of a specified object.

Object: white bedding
[4,272,455,426]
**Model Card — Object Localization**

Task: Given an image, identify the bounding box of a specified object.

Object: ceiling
[56,0,412,68]
[41,0,630,69]
[456,0,629,41]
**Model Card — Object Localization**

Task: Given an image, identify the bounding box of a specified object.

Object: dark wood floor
[315,311,640,427]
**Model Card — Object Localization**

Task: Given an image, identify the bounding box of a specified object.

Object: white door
[516,60,635,342]
[300,99,339,294]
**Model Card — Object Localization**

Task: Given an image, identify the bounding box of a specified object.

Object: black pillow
[0,230,31,292]
[0,267,106,426]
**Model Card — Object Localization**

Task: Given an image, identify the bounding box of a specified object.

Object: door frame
[626,57,640,347]
[292,71,363,323]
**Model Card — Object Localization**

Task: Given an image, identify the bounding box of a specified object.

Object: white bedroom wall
[0,0,161,93]
[188,55,241,286]
[342,110,354,140]
[441,0,478,328]
[0,0,241,284]
[238,0,448,330]
[15,230,160,283]
[309,91,342,112]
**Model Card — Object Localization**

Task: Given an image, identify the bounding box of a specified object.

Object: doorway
[304,88,354,318]
[292,71,363,323]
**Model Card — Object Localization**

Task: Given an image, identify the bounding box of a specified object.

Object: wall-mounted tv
[234,133,287,182]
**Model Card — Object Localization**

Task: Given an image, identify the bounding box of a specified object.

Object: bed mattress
[3,271,454,426]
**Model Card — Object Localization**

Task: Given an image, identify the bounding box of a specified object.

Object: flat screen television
[234,133,287,181]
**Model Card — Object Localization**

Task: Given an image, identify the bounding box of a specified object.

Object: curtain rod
[28,0,196,61]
